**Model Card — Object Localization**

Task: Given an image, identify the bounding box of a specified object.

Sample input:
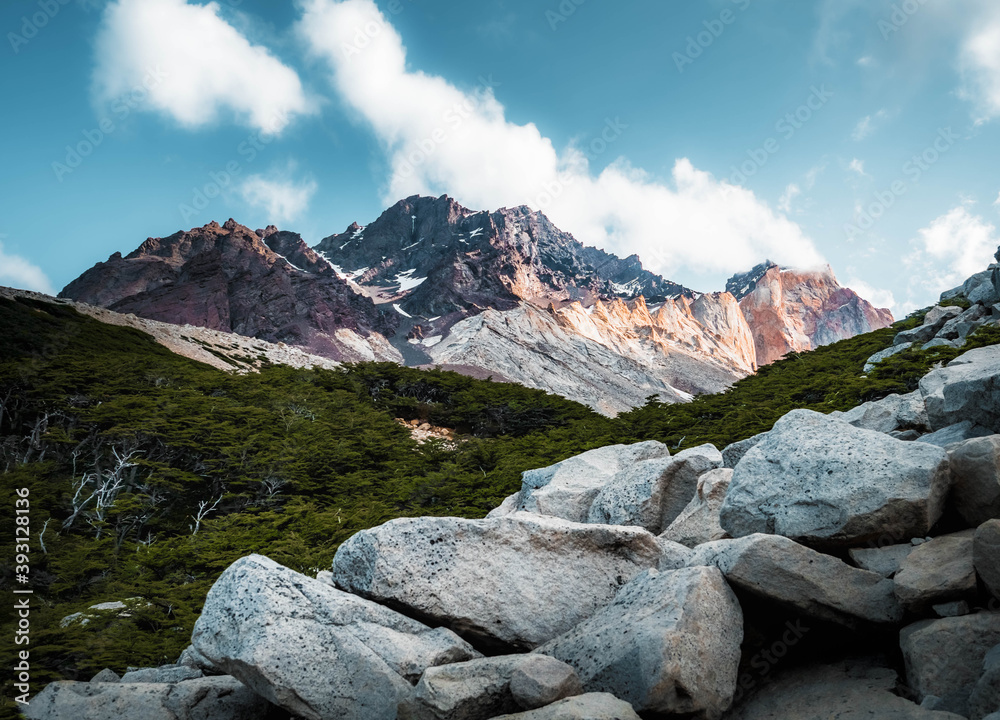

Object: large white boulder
[586,444,723,533]
[24,676,271,720]
[404,654,583,720]
[833,391,929,434]
[893,531,977,613]
[660,468,732,548]
[331,513,664,650]
[536,566,743,719]
[688,534,902,626]
[490,693,641,720]
[515,442,670,522]
[191,555,479,720]
[720,409,950,547]
[921,345,1000,433]
[950,436,1000,526]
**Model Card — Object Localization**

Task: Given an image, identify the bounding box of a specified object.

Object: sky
[2,0,1000,317]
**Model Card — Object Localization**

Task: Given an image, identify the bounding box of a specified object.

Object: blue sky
[2,0,1000,316]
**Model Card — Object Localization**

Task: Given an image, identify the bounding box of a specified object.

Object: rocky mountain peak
[725,260,778,301]
[737,263,894,366]
[60,220,401,363]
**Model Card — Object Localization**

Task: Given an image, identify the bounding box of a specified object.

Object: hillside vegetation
[2,295,998,716]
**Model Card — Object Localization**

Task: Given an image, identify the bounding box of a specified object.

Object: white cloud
[916,206,997,283]
[0,241,56,295]
[851,109,887,141]
[900,205,998,312]
[857,56,873,67]
[93,0,312,133]
[848,158,868,176]
[778,183,801,214]
[845,276,896,312]
[240,172,318,223]
[296,0,825,280]
[960,9,1000,123]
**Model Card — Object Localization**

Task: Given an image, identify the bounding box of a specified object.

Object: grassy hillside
[2,295,998,717]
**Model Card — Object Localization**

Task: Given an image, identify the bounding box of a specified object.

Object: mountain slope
[733,263,894,366]
[60,219,402,363]
[314,195,691,324]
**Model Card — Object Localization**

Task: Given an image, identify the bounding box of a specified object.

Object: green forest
[1,294,997,718]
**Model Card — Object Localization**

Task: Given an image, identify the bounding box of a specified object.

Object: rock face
[330,513,664,650]
[731,263,894,367]
[975,520,1000,600]
[315,196,691,319]
[893,531,977,613]
[660,468,733,548]
[60,220,402,363]
[191,555,479,720]
[720,409,950,547]
[586,444,723,533]
[491,694,641,720]
[536,566,743,719]
[511,442,670,524]
[949,436,1000,526]
[900,613,1000,707]
[422,295,757,415]
[921,345,1000,433]
[689,534,902,627]
[23,676,272,720]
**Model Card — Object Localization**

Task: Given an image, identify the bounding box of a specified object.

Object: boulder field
[25,297,1000,719]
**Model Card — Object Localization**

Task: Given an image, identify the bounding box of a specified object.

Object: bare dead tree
[38,517,50,555]
[190,494,223,536]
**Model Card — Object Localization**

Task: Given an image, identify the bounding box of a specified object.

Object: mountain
[59,196,891,415]
[313,195,692,323]
[732,263,895,366]
[418,295,756,415]
[60,219,403,363]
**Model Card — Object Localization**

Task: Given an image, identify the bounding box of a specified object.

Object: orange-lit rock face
[739,265,894,367]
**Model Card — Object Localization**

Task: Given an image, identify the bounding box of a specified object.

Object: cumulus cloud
[0,241,55,295]
[93,0,312,133]
[900,205,998,312]
[960,9,1000,123]
[240,171,318,223]
[296,0,825,280]
[848,158,868,177]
